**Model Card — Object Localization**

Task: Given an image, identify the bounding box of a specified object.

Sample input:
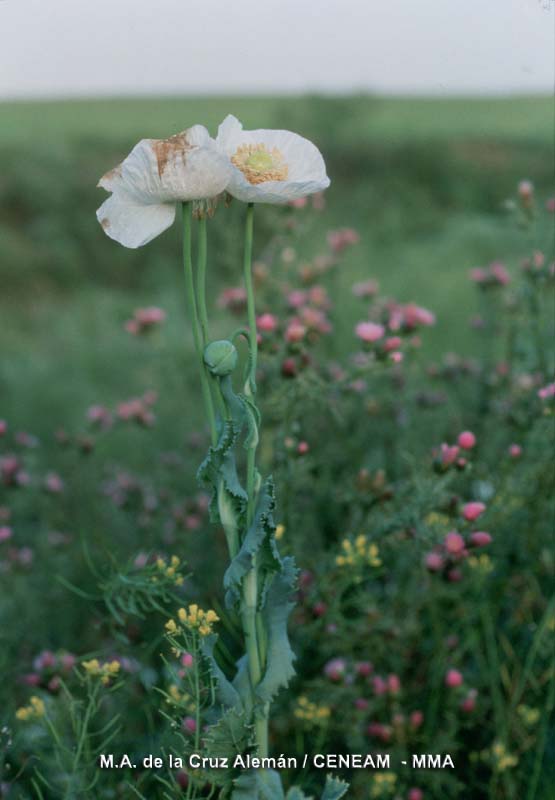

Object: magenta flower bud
[447,568,463,583]
[462,502,486,521]
[0,420,6,436]
[425,551,444,572]
[408,789,424,800]
[445,669,463,688]
[384,336,402,352]
[460,688,478,713]
[440,444,459,466]
[297,441,309,455]
[354,698,369,711]
[257,313,278,333]
[444,531,465,554]
[410,710,424,729]
[457,431,476,450]
[60,653,76,671]
[509,444,522,458]
[312,601,327,618]
[324,658,347,682]
[387,674,401,694]
[22,673,41,686]
[285,321,306,343]
[372,675,388,696]
[176,770,189,788]
[182,716,197,734]
[0,526,12,543]
[469,531,492,547]
[355,661,373,677]
[181,653,194,669]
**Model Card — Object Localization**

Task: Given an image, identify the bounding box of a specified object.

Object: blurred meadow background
[1,1,554,798]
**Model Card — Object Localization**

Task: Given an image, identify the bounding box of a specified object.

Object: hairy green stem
[181,203,218,446]
[239,202,269,757]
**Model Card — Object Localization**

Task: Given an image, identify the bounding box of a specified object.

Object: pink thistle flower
[469,531,492,547]
[408,789,424,800]
[440,444,459,466]
[354,698,369,711]
[366,722,392,742]
[34,650,57,671]
[44,472,64,494]
[546,197,555,213]
[470,268,487,284]
[297,441,309,455]
[457,431,476,450]
[387,674,401,694]
[384,336,402,352]
[538,382,555,400]
[410,710,424,729]
[444,531,465,555]
[390,351,403,364]
[425,551,444,572]
[327,227,360,254]
[181,653,194,669]
[0,420,6,436]
[460,688,478,713]
[324,658,347,682]
[285,320,306,343]
[217,286,247,314]
[372,675,388,696]
[257,313,278,333]
[287,290,307,309]
[0,526,12,543]
[312,601,327,618]
[182,716,197,734]
[462,502,486,522]
[355,321,385,343]
[60,653,76,671]
[445,668,463,688]
[490,262,510,286]
[355,661,373,678]
[509,444,522,458]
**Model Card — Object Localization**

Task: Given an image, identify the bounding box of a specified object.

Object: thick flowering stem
[181,203,218,446]
[241,202,269,757]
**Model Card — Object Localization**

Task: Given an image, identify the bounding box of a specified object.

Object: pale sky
[0,0,553,99]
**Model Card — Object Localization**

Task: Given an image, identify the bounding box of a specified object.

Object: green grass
[0,94,553,431]
[1,94,552,145]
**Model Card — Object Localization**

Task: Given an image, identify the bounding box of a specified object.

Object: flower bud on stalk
[204,340,238,377]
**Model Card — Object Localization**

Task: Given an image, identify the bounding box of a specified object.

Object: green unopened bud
[204,340,238,376]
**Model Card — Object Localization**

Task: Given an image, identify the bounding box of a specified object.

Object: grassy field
[1,95,553,439]
[1,95,554,799]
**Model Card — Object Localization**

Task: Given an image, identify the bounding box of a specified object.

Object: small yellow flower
[16,695,45,722]
[275,524,285,541]
[171,605,219,638]
[517,704,540,726]
[293,696,330,726]
[336,535,382,570]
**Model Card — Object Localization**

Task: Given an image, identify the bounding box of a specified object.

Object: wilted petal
[96,192,176,249]
[97,125,232,247]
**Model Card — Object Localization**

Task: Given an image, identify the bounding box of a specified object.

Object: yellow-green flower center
[231,143,288,185]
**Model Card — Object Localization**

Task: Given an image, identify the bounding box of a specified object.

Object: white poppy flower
[216,115,330,204]
[96,125,232,248]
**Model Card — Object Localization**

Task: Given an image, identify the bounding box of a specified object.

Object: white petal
[98,126,231,205]
[216,116,330,205]
[96,192,176,249]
